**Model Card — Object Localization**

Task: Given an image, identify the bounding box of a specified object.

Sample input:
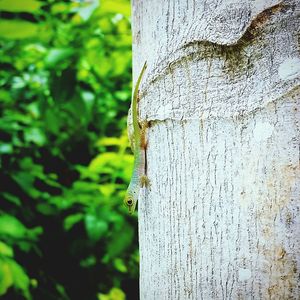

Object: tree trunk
[131,0,300,299]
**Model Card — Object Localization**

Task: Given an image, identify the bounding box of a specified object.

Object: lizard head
[123,193,137,214]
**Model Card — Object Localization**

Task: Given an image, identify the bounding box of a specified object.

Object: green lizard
[124,61,149,214]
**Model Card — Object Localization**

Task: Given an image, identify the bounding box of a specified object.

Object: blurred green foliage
[0,0,137,299]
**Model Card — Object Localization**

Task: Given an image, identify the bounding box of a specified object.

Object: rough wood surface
[131,0,300,298]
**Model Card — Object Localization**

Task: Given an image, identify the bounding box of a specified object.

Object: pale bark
[131,0,300,299]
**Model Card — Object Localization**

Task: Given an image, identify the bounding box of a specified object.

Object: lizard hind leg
[140,120,150,130]
[140,175,150,188]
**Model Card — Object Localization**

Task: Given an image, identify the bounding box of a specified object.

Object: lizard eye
[124,196,133,206]
[126,198,133,206]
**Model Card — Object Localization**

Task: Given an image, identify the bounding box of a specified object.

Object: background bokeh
[0,0,137,299]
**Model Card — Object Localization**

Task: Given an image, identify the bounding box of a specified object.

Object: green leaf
[0,90,11,103]
[84,214,108,242]
[24,127,46,146]
[105,222,134,261]
[64,213,84,231]
[99,0,130,17]
[0,20,39,39]
[55,283,69,300]
[51,3,72,14]
[89,152,133,174]
[0,214,42,241]
[36,203,57,216]
[73,180,100,192]
[0,242,14,257]
[2,193,21,206]
[8,259,31,300]
[115,90,130,101]
[0,0,42,12]
[0,259,13,296]
[0,143,12,154]
[98,287,126,300]
[45,109,61,134]
[98,184,116,197]
[113,258,127,273]
[75,0,99,21]
[96,137,122,147]
[12,172,38,198]
[0,215,27,239]
[45,48,74,68]
[76,165,99,181]
[80,255,96,268]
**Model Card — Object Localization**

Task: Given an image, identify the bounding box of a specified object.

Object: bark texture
[131,0,300,299]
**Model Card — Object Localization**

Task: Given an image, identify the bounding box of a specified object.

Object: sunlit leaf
[99,0,130,17]
[0,0,41,12]
[113,258,127,273]
[115,90,130,101]
[0,259,13,296]
[81,90,95,113]
[75,165,99,181]
[98,287,126,300]
[8,260,31,300]
[45,48,74,67]
[0,21,39,39]
[51,2,72,14]
[24,127,46,146]
[89,152,117,172]
[89,152,133,174]
[98,184,116,197]
[0,143,13,154]
[73,181,100,192]
[0,214,42,241]
[0,242,14,257]
[96,137,122,147]
[0,214,27,239]
[74,0,99,21]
